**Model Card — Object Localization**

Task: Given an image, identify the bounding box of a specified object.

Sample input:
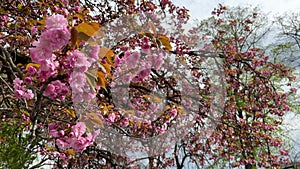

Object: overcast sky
[173,0,300,20]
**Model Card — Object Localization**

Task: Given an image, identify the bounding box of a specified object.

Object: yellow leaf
[17,4,23,9]
[76,22,100,37]
[75,13,85,22]
[65,149,75,156]
[46,144,56,151]
[94,28,105,37]
[107,105,114,110]
[26,63,40,70]
[83,121,94,132]
[66,109,76,118]
[100,104,108,115]
[143,95,150,100]
[37,17,46,27]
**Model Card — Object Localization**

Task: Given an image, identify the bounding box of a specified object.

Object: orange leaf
[97,71,106,90]
[158,35,172,51]
[65,149,75,156]
[77,32,90,43]
[102,63,112,74]
[99,47,114,58]
[37,17,46,27]
[76,22,100,37]
[26,63,40,69]
[70,27,78,47]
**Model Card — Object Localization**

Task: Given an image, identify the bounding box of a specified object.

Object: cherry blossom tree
[0,1,297,169]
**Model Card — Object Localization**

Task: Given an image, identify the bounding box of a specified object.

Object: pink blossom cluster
[113,49,164,85]
[105,113,118,125]
[49,122,99,153]
[13,78,34,99]
[29,14,70,80]
[68,46,100,103]
[44,80,70,100]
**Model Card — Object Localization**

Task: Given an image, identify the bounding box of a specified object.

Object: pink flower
[157,123,167,134]
[72,122,86,138]
[280,149,289,156]
[82,89,97,100]
[105,113,116,125]
[56,138,72,149]
[86,129,100,141]
[37,70,54,81]
[31,26,38,35]
[13,78,22,88]
[168,109,177,117]
[121,74,131,83]
[72,51,91,72]
[67,50,82,68]
[46,14,68,29]
[69,72,86,93]
[71,136,91,152]
[48,123,57,130]
[13,78,34,99]
[121,51,131,60]
[125,52,140,68]
[25,90,34,99]
[49,123,64,137]
[15,89,25,98]
[44,84,56,98]
[120,118,129,127]
[40,58,58,71]
[27,66,37,75]
[24,77,33,84]
[132,68,151,82]
[43,80,69,99]
[52,80,68,94]
[40,28,71,51]
[29,43,53,62]
[152,53,164,70]
[141,43,151,54]
[71,129,100,152]
[114,55,122,67]
[88,45,100,61]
